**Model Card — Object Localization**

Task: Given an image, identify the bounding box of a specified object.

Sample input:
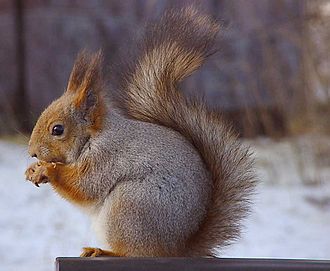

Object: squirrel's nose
[28,145,38,159]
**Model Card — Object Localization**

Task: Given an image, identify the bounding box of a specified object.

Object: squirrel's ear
[67,50,91,92]
[67,50,104,113]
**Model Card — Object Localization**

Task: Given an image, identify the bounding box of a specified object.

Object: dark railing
[56,257,330,271]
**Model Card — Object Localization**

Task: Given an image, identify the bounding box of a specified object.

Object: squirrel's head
[28,51,106,164]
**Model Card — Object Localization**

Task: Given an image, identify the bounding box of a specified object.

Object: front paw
[25,161,50,187]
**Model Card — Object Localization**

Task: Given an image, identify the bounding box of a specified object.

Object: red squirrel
[25,7,256,257]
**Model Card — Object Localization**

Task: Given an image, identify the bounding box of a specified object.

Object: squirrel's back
[86,111,212,256]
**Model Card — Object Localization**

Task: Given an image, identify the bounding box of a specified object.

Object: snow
[0,136,329,271]
[223,184,330,259]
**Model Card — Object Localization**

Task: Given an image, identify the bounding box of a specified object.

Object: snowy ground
[1,135,330,271]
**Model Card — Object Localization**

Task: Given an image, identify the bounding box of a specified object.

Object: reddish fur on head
[28,51,106,164]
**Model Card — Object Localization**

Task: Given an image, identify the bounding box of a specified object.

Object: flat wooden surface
[56,257,330,271]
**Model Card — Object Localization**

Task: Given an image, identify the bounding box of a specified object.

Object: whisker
[13,127,30,140]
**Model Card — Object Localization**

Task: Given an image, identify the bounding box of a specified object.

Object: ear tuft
[67,50,103,94]
[66,50,104,111]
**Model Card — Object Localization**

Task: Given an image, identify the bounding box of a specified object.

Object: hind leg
[80,247,122,257]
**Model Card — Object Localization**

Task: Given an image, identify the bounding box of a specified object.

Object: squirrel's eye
[52,124,64,136]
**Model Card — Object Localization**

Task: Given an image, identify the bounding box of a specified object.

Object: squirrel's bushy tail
[111,7,256,256]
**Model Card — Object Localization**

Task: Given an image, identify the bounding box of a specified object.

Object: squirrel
[25,7,256,257]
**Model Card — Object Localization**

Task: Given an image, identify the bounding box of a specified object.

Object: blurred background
[0,0,329,270]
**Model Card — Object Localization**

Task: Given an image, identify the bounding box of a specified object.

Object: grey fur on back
[79,110,212,256]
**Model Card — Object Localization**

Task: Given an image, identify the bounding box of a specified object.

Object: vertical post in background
[13,0,30,133]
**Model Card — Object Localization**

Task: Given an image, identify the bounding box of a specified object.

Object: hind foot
[80,247,120,257]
